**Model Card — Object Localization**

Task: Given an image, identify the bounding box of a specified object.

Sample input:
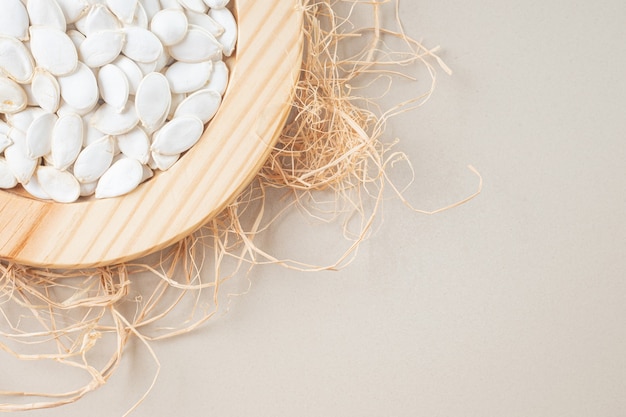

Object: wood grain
[0,0,303,268]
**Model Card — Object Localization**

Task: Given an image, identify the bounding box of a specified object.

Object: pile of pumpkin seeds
[0,0,236,203]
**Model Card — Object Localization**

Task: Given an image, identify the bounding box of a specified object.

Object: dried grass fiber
[0,0,479,414]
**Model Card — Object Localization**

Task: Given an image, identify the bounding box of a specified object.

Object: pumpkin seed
[151,115,204,156]
[98,64,130,112]
[95,157,143,198]
[67,29,87,50]
[51,113,83,170]
[75,4,121,36]
[209,7,237,56]
[27,0,67,32]
[165,60,213,94]
[79,29,125,68]
[79,180,98,197]
[32,70,61,113]
[179,0,208,14]
[0,0,30,41]
[55,0,90,24]
[122,27,163,63]
[174,89,221,123]
[0,35,35,84]
[106,0,139,24]
[112,55,143,95]
[26,113,57,159]
[0,122,12,153]
[184,10,224,37]
[29,26,78,76]
[0,157,18,189]
[135,72,171,132]
[0,77,28,114]
[140,0,162,21]
[90,102,139,135]
[6,107,47,134]
[4,129,38,184]
[150,9,188,46]
[149,151,180,171]
[204,0,230,8]
[117,127,150,164]
[58,62,99,113]
[168,27,222,63]
[36,165,81,203]
[205,60,229,95]
[73,135,114,183]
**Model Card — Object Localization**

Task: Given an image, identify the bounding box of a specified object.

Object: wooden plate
[0,0,303,268]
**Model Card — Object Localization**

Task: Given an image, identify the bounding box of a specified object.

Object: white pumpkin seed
[134,60,159,76]
[26,113,57,158]
[79,29,125,68]
[204,59,229,95]
[98,64,129,111]
[56,100,95,117]
[51,113,83,170]
[67,29,87,50]
[160,0,183,9]
[58,62,99,113]
[0,0,30,41]
[29,26,78,76]
[22,173,52,200]
[6,107,47,134]
[23,83,39,107]
[185,10,224,37]
[0,122,12,153]
[154,48,174,73]
[168,92,186,119]
[150,9,188,46]
[73,135,114,182]
[179,0,208,14]
[117,127,150,163]
[151,115,204,155]
[27,0,67,32]
[83,124,106,148]
[0,77,28,114]
[106,0,139,24]
[139,0,162,21]
[209,8,238,56]
[95,157,143,198]
[165,60,212,94]
[90,102,139,135]
[0,35,35,84]
[122,27,163,63]
[140,164,153,183]
[55,0,90,24]
[75,4,121,36]
[168,27,222,63]
[209,7,237,56]
[149,150,179,171]
[4,130,38,184]
[129,3,149,30]
[174,89,221,123]
[0,158,18,189]
[32,70,61,113]
[203,0,230,8]
[112,55,143,95]
[79,180,98,197]
[135,72,171,132]
[36,165,81,203]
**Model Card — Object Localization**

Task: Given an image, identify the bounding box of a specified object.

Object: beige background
[6,0,626,415]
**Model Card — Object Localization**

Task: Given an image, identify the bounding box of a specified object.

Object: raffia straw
[0,0,480,413]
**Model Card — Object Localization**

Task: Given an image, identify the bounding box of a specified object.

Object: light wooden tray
[0,0,303,269]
